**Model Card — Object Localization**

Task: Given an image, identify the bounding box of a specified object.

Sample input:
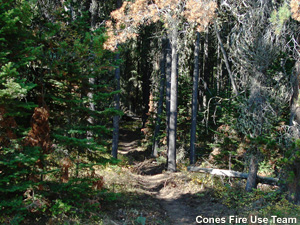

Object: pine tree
[0,0,40,220]
[33,1,116,173]
[0,0,117,221]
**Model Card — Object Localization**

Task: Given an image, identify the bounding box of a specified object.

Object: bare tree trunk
[290,61,300,125]
[139,28,152,128]
[286,161,300,205]
[190,32,200,165]
[245,154,259,192]
[87,77,95,142]
[152,38,167,157]
[287,61,300,204]
[112,52,120,159]
[165,39,171,150]
[86,0,98,145]
[111,0,122,159]
[202,30,209,110]
[89,0,98,29]
[216,40,222,95]
[167,27,178,172]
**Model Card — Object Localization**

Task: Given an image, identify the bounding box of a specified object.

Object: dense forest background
[2,0,300,224]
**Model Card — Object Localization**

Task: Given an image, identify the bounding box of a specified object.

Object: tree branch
[214,22,239,96]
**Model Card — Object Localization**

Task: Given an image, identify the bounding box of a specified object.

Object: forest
[2,0,300,224]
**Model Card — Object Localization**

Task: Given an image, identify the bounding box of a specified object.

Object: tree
[104,0,216,171]
[1,0,116,221]
[112,0,122,159]
[34,0,115,169]
[190,32,200,165]
[280,0,300,204]
[0,0,40,219]
[152,37,167,157]
[221,0,292,191]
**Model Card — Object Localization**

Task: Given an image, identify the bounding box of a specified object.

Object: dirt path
[137,173,198,225]
[100,117,234,225]
[134,170,234,225]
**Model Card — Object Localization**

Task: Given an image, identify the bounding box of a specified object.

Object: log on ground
[187,166,279,186]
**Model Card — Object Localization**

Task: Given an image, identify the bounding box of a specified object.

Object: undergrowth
[199,174,300,223]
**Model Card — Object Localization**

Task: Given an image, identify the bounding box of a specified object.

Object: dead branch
[188,166,279,186]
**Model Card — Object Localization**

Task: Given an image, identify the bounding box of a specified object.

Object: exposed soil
[99,117,235,225]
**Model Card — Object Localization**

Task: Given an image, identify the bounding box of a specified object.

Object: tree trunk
[245,154,259,192]
[165,39,171,150]
[287,60,300,204]
[202,30,209,110]
[190,32,200,165]
[152,38,167,157]
[111,0,122,159]
[86,0,98,148]
[89,0,98,29]
[289,61,300,125]
[87,77,95,143]
[286,160,300,205]
[112,52,120,159]
[167,27,178,172]
[140,28,151,128]
[216,40,222,95]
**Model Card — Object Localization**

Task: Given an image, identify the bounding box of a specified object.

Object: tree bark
[89,0,98,29]
[167,27,178,172]
[286,160,300,205]
[202,30,209,110]
[190,32,200,165]
[87,0,97,144]
[287,60,300,204]
[289,61,300,126]
[140,28,152,128]
[111,0,122,159]
[152,38,167,157]
[245,154,259,192]
[165,39,171,150]
[87,77,95,142]
[112,52,120,159]
[216,40,222,95]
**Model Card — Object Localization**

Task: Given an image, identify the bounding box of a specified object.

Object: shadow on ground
[101,116,235,225]
[101,184,236,225]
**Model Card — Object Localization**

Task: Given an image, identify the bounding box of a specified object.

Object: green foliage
[0,0,117,224]
[0,1,42,222]
[50,199,72,217]
[270,2,291,34]
[0,63,29,99]
[261,197,300,219]
[214,179,300,220]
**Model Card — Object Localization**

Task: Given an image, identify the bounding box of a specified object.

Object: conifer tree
[33,0,115,171]
[1,0,116,221]
[0,0,41,219]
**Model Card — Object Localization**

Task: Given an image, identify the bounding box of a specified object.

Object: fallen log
[187,166,279,186]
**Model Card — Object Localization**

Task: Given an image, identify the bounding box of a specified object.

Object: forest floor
[97,117,236,225]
